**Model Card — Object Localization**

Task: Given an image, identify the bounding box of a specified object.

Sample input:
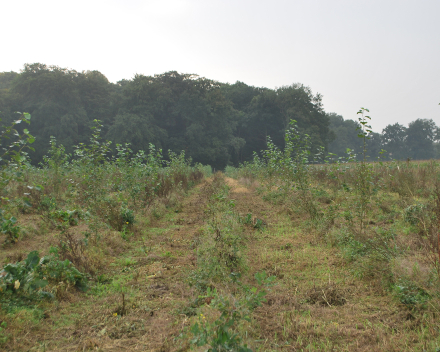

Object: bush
[392,279,431,307]
[190,272,275,351]
[0,211,20,244]
[404,203,426,225]
[121,207,135,226]
[0,250,87,308]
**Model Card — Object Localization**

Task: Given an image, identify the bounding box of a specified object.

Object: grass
[1,155,440,351]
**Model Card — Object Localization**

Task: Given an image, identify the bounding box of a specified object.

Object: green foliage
[242,213,253,225]
[0,210,20,243]
[42,249,87,291]
[190,301,253,352]
[0,321,8,345]
[392,279,431,307]
[285,120,320,219]
[3,64,440,166]
[120,225,134,241]
[39,195,57,212]
[0,112,35,167]
[0,112,35,227]
[403,203,426,225]
[42,136,70,169]
[41,136,70,195]
[49,209,80,227]
[245,119,322,220]
[253,218,264,230]
[190,272,275,352]
[0,251,87,309]
[121,207,135,226]
[351,107,376,235]
[2,65,338,168]
[74,119,112,166]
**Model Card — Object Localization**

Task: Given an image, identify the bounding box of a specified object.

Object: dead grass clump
[148,200,167,220]
[391,256,432,287]
[189,169,204,184]
[93,195,124,231]
[306,284,347,306]
[237,177,257,188]
[58,230,93,274]
[50,280,77,301]
[162,188,185,211]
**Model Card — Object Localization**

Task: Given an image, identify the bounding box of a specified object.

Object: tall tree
[406,119,438,160]
[381,123,408,159]
[0,72,20,125]
[0,72,18,90]
[327,113,362,157]
[276,84,330,153]
[113,71,237,169]
[10,64,114,162]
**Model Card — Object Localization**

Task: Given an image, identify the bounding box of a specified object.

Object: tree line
[327,113,440,161]
[0,64,438,168]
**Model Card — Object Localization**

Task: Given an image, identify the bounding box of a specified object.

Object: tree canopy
[0,63,438,167]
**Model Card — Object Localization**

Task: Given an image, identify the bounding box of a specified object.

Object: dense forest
[0,64,438,168]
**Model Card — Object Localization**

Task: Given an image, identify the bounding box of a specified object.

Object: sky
[1,0,439,132]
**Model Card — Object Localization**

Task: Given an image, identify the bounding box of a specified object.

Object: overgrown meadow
[1,111,440,351]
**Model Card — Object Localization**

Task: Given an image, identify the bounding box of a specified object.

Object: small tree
[0,112,35,243]
[0,112,35,198]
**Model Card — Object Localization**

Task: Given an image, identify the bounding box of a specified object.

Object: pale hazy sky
[2,0,439,131]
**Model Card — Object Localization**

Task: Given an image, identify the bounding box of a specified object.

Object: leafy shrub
[0,211,20,244]
[43,250,87,290]
[392,279,431,307]
[190,272,275,351]
[39,195,57,212]
[120,225,134,241]
[121,207,135,225]
[253,218,265,230]
[242,213,253,225]
[403,203,426,225]
[0,321,8,345]
[96,196,123,230]
[50,209,80,226]
[0,250,87,308]
[22,184,44,211]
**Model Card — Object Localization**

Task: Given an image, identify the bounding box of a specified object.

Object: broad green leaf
[25,251,40,269]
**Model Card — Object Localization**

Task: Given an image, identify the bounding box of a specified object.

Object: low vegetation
[0,110,439,351]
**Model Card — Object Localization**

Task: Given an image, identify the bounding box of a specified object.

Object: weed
[41,136,71,197]
[39,195,57,212]
[242,213,253,225]
[392,279,431,308]
[190,272,274,351]
[121,207,135,225]
[0,211,20,244]
[404,203,426,226]
[253,218,265,230]
[0,321,8,345]
[0,250,86,310]
[352,107,376,236]
[57,231,91,274]
[120,225,134,241]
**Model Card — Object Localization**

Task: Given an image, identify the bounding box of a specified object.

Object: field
[1,120,440,351]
